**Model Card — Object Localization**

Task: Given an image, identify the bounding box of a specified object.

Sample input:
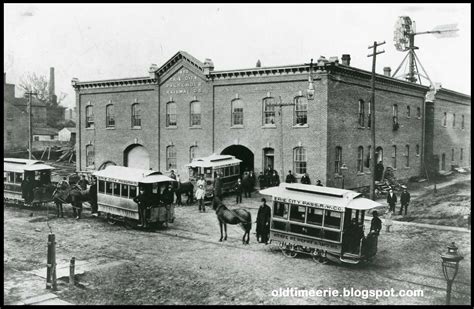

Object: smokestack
[383,67,391,77]
[49,67,57,104]
[341,54,351,66]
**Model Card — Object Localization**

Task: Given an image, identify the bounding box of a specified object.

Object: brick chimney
[341,54,351,66]
[383,67,391,77]
[49,67,57,104]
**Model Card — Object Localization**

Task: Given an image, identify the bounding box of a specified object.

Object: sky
[4,3,471,109]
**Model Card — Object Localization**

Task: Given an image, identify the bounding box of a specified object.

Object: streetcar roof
[4,158,55,173]
[92,166,176,184]
[185,153,242,168]
[259,183,382,210]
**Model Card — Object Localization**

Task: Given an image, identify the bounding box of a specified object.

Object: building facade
[73,51,470,189]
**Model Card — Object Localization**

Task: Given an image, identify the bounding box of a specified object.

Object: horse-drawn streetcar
[92,166,177,228]
[4,158,56,207]
[260,183,383,265]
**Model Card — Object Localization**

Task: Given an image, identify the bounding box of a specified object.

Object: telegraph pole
[25,91,38,160]
[367,41,385,200]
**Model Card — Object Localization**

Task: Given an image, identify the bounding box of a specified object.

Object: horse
[212,197,252,244]
[52,185,90,218]
[175,181,194,205]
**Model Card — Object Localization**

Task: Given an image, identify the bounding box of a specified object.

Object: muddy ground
[4,188,471,305]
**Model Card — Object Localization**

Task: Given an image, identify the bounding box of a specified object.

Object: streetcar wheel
[281,247,298,258]
[106,214,116,225]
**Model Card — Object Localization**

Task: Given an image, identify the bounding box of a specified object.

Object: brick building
[72,51,470,189]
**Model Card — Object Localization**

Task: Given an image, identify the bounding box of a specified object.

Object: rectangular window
[106,105,115,128]
[294,147,307,174]
[272,220,287,231]
[460,148,463,161]
[453,113,456,128]
[98,180,105,193]
[392,145,397,169]
[358,100,365,127]
[461,115,465,129]
[335,147,342,174]
[167,102,177,127]
[121,184,129,198]
[417,107,421,118]
[15,173,23,183]
[294,96,308,125]
[86,145,94,167]
[113,183,120,196]
[166,146,177,170]
[232,99,244,126]
[323,210,341,230]
[9,172,15,183]
[357,147,364,172]
[273,202,289,219]
[106,182,113,195]
[263,98,276,125]
[365,145,372,168]
[392,104,399,125]
[86,105,94,128]
[289,205,306,223]
[4,172,8,183]
[406,105,411,117]
[443,112,447,127]
[307,208,324,226]
[129,186,137,199]
[405,145,410,167]
[131,104,141,128]
[367,101,371,128]
[190,101,201,126]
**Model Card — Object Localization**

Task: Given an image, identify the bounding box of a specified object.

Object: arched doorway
[98,161,117,171]
[124,144,150,170]
[221,145,254,174]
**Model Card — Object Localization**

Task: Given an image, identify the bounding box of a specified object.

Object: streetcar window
[4,172,8,183]
[129,186,137,199]
[15,173,23,183]
[189,167,199,178]
[152,183,159,194]
[9,172,15,183]
[235,165,240,175]
[290,205,306,223]
[204,168,212,178]
[271,220,287,231]
[273,202,289,219]
[324,210,342,229]
[105,182,113,195]
[121,184,129,198]
[307,208,324,226]
[113,183,120,196]
[323,230,341,242]
[98,180,105,193]
[306,226,323,238]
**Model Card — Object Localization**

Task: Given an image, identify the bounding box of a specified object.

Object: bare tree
[18,72,67,106]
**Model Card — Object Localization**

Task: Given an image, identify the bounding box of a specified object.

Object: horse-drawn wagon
[4,158,56,207]
[260,183,383,265]
[186,154,242,199]
[92,166,176,228]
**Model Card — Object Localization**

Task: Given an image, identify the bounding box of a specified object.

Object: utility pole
[25,91,38,160]
[367,41,385,200]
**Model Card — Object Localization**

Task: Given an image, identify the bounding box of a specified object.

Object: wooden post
[46,234,53,289]
[69,257,75,287]
[51,234,57,291]
[47,146,51,160]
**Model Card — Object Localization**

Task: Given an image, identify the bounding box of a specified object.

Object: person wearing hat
[316,180,323,186]
[399,186,411,216]
[386,188,397,213]
[195,174,206,212]
[370,210,382,236]
[285,170,296,183]
[256,198,271,244]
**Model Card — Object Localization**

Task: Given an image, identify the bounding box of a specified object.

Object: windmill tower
[392,16,459,86]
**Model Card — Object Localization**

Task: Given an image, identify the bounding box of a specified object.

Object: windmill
[392,16,459,86]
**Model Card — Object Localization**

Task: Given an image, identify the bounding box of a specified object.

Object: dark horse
[175,181,194,205]
[212,197,251,244]
[52,185,90,218]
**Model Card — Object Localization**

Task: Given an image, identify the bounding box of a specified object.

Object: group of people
[284,170,323,186]
[21,171,53,204]
[258,166,280,189]
[133,182,176,228]
[386,187,411,216]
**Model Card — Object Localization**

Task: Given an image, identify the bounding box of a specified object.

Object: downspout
[212,80,215,153]
[157,75,161,171]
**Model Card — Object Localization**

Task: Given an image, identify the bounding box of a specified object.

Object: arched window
[406,105,411,117]
[442,112,447,127]
[365,145,372,168]
[263,97,276,125]
[405,145,410,167]
[335,146,342,174]
[189,145,197,162]
[392,145,397,168]
[367,101,372,128]
[357,146,364,172]
[376,146,383,163]
[106,104,115,127]
[452,113,456,128]
[416,107,421,118]
[460,148,464,161]
[416,144,420,156]
[441,153,446,170]
[293,147,307,174]
[451,148,455,161]
[86,144,94,167]
[461,115,465,129]
[294,96,308,125]
[85,105,94,128]
[167,102,177,127]
[392,104,399,125]
[166,145,177,170]
[231,99,243,126]
[131,103,141,128]
[190,101,201,126]
[358,100,365,127]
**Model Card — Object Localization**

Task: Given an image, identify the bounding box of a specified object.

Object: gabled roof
[154,50,204,76]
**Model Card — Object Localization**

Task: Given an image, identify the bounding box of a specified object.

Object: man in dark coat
[301,173,311,185]
[271,171,280,187]
[89,177,98,216]
[256,198,271,244]
[258,172,266,189]
[370,211,382,236]
[375,161,384,181]
[386,189,397,213]
[316,180,323,186]
[235,178,243,204]
[285,170,296,183]
[78,174,90,190]
[242,172,251,197]
[214,173,223,200]
[21,175,35,204]
[134,187,153,228]
[343,218,364,253]
[249,171,256,193]
[399,187,411,215]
